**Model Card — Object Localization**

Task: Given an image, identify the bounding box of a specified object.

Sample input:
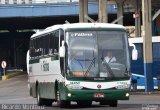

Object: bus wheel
[77,101,92,107]
[57,100,70,108]
[100,101,108,105]
[109,100,118,107]
[57,91,70,108]
[37,87,44,106]
[37,87,53,106]
[29,87,32,96]
[43,99,53,106]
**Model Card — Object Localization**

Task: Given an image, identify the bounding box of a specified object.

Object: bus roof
[31,23,125,38]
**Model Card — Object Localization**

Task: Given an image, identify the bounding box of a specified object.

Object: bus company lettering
[70,82,80,85]
[43,61,49,71]
[73,33,93,37]
[117,82,127,85]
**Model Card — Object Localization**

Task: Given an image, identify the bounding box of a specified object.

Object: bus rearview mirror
[132,49,138,60]
[129,43,138,60]
[59,41,65,57]
[26,50,30,74]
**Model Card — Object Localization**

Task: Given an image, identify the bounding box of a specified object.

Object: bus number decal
[70,82,80,85]
[43,61,49,71]
[117,82,127,85]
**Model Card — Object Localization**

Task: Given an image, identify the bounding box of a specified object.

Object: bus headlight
[67,93,72,97]
[66,84,83,89]
[126,93,130,97]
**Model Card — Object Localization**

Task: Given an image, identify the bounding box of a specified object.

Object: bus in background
[129,37,160,90]
[27,23,137,108]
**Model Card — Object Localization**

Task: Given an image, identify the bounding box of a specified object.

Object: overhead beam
[152,9,160,21]
[111,16,123,24]
[85,15,95,23]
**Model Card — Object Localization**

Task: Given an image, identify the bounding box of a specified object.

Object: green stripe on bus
[58,82,130,101]
[66,89,130,101]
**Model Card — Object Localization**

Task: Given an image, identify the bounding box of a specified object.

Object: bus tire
[109,100,118,107]
[37,87,44,106]
[57,100,70,108]
[57,91,70,108]
[37,86,53,106]
[29,87,32,96]
[100,101,107,105]
[43,99,53,106]
[77,101,92,107]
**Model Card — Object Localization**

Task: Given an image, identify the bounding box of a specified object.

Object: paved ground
[0,74,160,110]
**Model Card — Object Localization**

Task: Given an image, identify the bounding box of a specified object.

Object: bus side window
[59,30,64,47]
[49,31,59,55]
[36,37,43,57]
[30,39,36,58]
[48,33,54,55]
[54,31,59,53]
[44,34,50,55]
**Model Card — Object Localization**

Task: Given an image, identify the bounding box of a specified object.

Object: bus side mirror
[129,43,138,60]
[59,40,65,57]
[26,50,30,74]
[132,49,138,60]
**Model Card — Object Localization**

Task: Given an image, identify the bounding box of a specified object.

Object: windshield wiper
[84,57,96,77]
[101,59,115,78]
[72,58,84,75]
[124,68,130,76]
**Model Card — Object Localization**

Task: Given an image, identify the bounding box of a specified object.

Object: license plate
[94,93,104,98]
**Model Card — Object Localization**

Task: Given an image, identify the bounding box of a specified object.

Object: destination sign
[71,33,93,37]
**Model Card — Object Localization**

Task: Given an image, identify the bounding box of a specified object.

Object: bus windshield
[66,31,130,79]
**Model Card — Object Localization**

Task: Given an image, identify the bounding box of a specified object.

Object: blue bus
[129,37,160,90]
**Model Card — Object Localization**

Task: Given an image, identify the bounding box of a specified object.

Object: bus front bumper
[62,89,130,101]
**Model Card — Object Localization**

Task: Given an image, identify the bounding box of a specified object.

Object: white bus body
[27,23,131,107]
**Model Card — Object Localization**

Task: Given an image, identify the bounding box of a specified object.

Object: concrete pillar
[79,0,83,22]
[79,0,88,23]
[83,0,88,22]
[98,0,107,23]
[116,0,124,25]
[142,0,154,92]
[134,0,141,37]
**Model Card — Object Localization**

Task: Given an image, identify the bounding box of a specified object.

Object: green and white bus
[27,23,137,108]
